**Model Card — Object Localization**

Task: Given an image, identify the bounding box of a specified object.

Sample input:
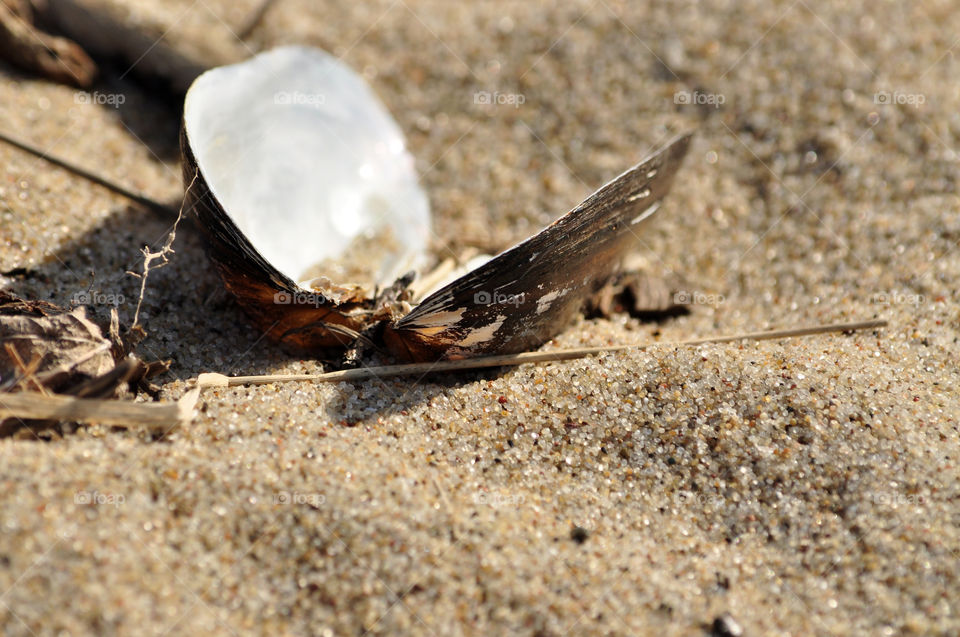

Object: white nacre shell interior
[183,46,431,286]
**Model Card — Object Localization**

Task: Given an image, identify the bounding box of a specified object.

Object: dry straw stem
[0,385,200,431]
[196,319,888,389]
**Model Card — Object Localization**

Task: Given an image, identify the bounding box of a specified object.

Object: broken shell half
[183,46,692,361]
[181,45,431,350]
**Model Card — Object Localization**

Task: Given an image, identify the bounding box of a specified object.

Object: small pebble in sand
[711,613,744,637]
[570,526,589,544]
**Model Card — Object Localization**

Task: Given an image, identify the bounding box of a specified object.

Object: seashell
[181,46,692,362]
[181,46,430,351]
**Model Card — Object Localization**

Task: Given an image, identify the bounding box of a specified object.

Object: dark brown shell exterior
[382,133,692,362]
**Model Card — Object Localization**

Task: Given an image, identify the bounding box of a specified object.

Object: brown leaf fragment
[0,290,113,392]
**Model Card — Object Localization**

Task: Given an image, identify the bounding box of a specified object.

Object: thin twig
[195,318,888,388]
[128,171,195,328]
[0,129,176,215]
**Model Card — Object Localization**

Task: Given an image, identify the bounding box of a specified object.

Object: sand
[0,0,958,634]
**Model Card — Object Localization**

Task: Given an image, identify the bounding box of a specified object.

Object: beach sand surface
[0,1,957,634]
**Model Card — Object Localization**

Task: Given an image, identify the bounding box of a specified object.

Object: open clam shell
[181,45,430,350]
[182,46,692,361]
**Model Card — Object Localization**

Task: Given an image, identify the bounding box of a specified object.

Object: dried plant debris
[0,290,175,436]
[585,269,689,320]
[0,289,113,392]
[0,0,96,87]
[1,0,257,95]
[0,386,198,438]
[32,0,248,95]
